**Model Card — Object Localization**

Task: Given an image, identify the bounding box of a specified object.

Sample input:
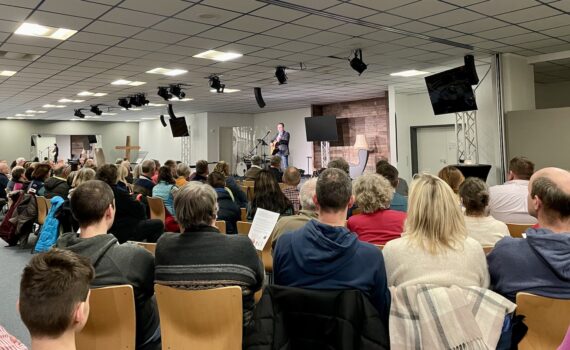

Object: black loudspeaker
[254,87,266,108]
[87,135,97,144]
[464,55,479,85]
[31,137,35,147]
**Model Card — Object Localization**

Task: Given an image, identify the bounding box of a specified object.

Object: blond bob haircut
[72,168,96,188]
[352,173,393,213]
[174,181,218,230]
[405,173,467,254]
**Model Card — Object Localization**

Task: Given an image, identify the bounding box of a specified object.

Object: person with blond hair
[69,168,96,198]
[348,173,406,245]
[383,174,489,287]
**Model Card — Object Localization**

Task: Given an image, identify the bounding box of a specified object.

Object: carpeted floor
[0,244,32,347]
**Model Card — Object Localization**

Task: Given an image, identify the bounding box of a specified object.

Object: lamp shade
[354,134,368,150]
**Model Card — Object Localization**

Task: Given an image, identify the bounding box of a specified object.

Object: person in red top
[348,173,406,245]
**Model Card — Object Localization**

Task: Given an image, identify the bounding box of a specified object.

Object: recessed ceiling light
[125,120,139,122]
[43,104,66,108]
[101,112,116,116]
[142,117,157,120]
[121,108,142,111]
[210,88,240,93]
[25,110,38,113]
[193,50,242,62]
[59,98,85,103]
[84,115,102,119]
[15,114,33,117]
[147,103,166,107]
[146,68,188,76]
[77,91,107,97]
[36,111,47,113]
[111,79,146,86]
[173,97,193,101]
[15,23,77,40]
[390,70,430,77]
[0,70,17,76]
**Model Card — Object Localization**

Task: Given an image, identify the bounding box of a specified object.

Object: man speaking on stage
[271,122,290,168]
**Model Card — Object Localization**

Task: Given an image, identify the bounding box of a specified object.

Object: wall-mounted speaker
[254,87,265,108]
[464,55,479,85]
[87,135,97,144]
[160,115,167,127]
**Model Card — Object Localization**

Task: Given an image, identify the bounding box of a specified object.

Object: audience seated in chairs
[438,165,465,202]
[247,169,294,220]
[459,177,509,246]
[347,173,406,245]
[280,166,301,214]
[273,168,391,325]
[95,164,162,243]
[116,164,133,193]
[68,168,96,198]
[488,167,570,301]
[154,181,263,329]
[271,178,318,249]
[56,180,161,349]
[327,157,350,175]
[214,161,247,208]
[18,249,94,350]
[7,165,26,192]
[489,156,537,225]
[268,155,283,183]
[189,160,209,183]
[244,155,262,181]
[133,160,156,197]
[208,171,240,235]
[0,161,10,200]
[44,164,71,199]
[152,166,178,216]
[27,163,51,196]
[383,173,489,288]
[376,160,408,212]
[175,162,190,188]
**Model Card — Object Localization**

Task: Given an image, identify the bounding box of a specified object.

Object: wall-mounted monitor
[305,115,338,142]
[425,66,478,115]
[169,117,189,137]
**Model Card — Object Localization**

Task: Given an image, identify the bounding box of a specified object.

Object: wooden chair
[76,285,136,350]
[482,245,494,254]
[36,196,49,226]
[507,223,532,238]
[237,221,251,236]
[240,208,247,222]
[155,285,242,350]
[147,197,166,223]
[516,292,570,350]
[215,220,226,234]
[351,207,362,216]
[131,241,157,255]
[261,243,273,274]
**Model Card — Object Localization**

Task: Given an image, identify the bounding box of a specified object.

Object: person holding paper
[154,182,264,329]
[273,168,391,325]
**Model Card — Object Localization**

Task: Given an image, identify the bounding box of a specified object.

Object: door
[219,127,234,173]
[415,125,457,175]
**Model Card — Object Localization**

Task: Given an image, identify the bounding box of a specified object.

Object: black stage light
[138,93,149,106]
[209,75,225,93]
[169,84,186,99]
[275,66,287,84]
[158,86,172,101]
[118,97,131,110]
[74,109,85,118]
[349,49,367,76]
[90,105,103,116]
[130,95,141,107]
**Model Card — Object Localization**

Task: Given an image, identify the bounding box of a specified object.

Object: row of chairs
[76,284,570,350]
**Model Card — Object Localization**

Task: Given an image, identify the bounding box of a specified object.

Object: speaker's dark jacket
[271,131,290,156]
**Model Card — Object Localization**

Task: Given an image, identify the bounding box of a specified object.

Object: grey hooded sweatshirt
[56,233,160,348]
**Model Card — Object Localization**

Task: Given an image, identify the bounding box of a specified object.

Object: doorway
[411,124,457,176]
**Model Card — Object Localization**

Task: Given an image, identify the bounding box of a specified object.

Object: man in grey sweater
[57,180,160,350]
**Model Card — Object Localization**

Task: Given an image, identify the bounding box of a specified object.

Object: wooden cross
[115,136,141,161]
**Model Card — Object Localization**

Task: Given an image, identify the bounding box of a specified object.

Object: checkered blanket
[389,285,516,350]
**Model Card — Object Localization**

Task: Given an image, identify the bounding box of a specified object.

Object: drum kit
[235,131,273,176]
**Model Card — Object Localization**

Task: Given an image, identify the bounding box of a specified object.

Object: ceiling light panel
[15,23,77,40]
[59,98,85,103]
[146,68,188,76]
[77,91,107,96]
[111,79,146,86]
[0,70,17,76]
[193,50,243,62]
[390,70,430,77]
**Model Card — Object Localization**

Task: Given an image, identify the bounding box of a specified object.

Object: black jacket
[215,188,240,234]
[44,177,70,199]
[245,285,389,350]
[268,167,283,183]
[110,185,147,243]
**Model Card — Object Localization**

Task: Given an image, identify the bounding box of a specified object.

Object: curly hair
[353,173,393,213]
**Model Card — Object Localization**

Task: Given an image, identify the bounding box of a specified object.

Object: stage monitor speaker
[254,87,265,108]
[464,55,479,85]
[87,135,97,144]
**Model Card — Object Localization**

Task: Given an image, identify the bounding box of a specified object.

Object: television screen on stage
[305,115,338,142]
[425,66,478,115]
[169,117,189,137]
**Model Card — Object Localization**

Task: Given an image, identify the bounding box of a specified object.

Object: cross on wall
[115,136,141,161]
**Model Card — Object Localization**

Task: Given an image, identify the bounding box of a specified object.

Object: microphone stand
[247,130,271,159]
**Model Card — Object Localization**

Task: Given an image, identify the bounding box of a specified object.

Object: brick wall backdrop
[312,94,390,173]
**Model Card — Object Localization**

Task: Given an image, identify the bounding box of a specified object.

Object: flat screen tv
[169,117,189,137]
[425,66,478,115]
[305,115,338,142]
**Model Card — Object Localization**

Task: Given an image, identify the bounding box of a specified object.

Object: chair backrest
[76,285,136,350]
[147,196,166,223]
[516,292,570,350]
[482,245,494,254]
[240,208,247,222]
[36,196,49,225]
[237,221,251,236]
[261,243,273,273]
[241,185,254,202]
[507,223,532,238]
[215,220,226,234]
[155,284,243,350]
[131,241,156,255]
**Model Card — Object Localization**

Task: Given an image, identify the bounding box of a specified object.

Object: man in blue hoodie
[273,167,391,323]
[488,167,570,301]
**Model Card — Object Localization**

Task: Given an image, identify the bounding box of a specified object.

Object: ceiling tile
[117,38,170,51]
[519,14,570,31]
[133,29,188,44]
[467,0,539,15]
[70,32,124,46]
[298,31,352,45]
[153,18,212,36]
[350,0,421,12]
[250,5,308,22]
[178,36,227,49]
[0,4,32,21]
[292,15,345,30]
[27,10,92,30]
[422,9,483,26]
[199,27,252,42]
[476,26,531,40]
[324,3,378,19]
[83,21,144,37]
[223,15,282,33]
[39,0,111,18]
[388,0,456,19]
[176,4,241,25]
[201,0,265,13]
[495,5,561,24]
[263,24,320,40]
[100,8,165,27]
[119,0,191,16]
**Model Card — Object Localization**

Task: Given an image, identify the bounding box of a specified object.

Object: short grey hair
[300,178,317,211]
[132,164,142,179]
[251,155,262,166]
[353,173,393,213]
[176,163,190,177]
[174,182,218,230]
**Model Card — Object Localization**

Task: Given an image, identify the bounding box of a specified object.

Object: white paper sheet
[248,208,280,250]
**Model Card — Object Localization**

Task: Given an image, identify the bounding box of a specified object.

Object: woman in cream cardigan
[383,173,490,288]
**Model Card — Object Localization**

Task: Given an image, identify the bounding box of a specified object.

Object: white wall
[138,118,182,162]
[206,112,254,162]
[55,135,71,161]
[535,81,570,109]
[393,61,502,185]
[253,108,313,174]
[502,53,535,112]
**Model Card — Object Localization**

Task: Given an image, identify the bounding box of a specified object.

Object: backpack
[34,196,65,253]
[0,192,24,246]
